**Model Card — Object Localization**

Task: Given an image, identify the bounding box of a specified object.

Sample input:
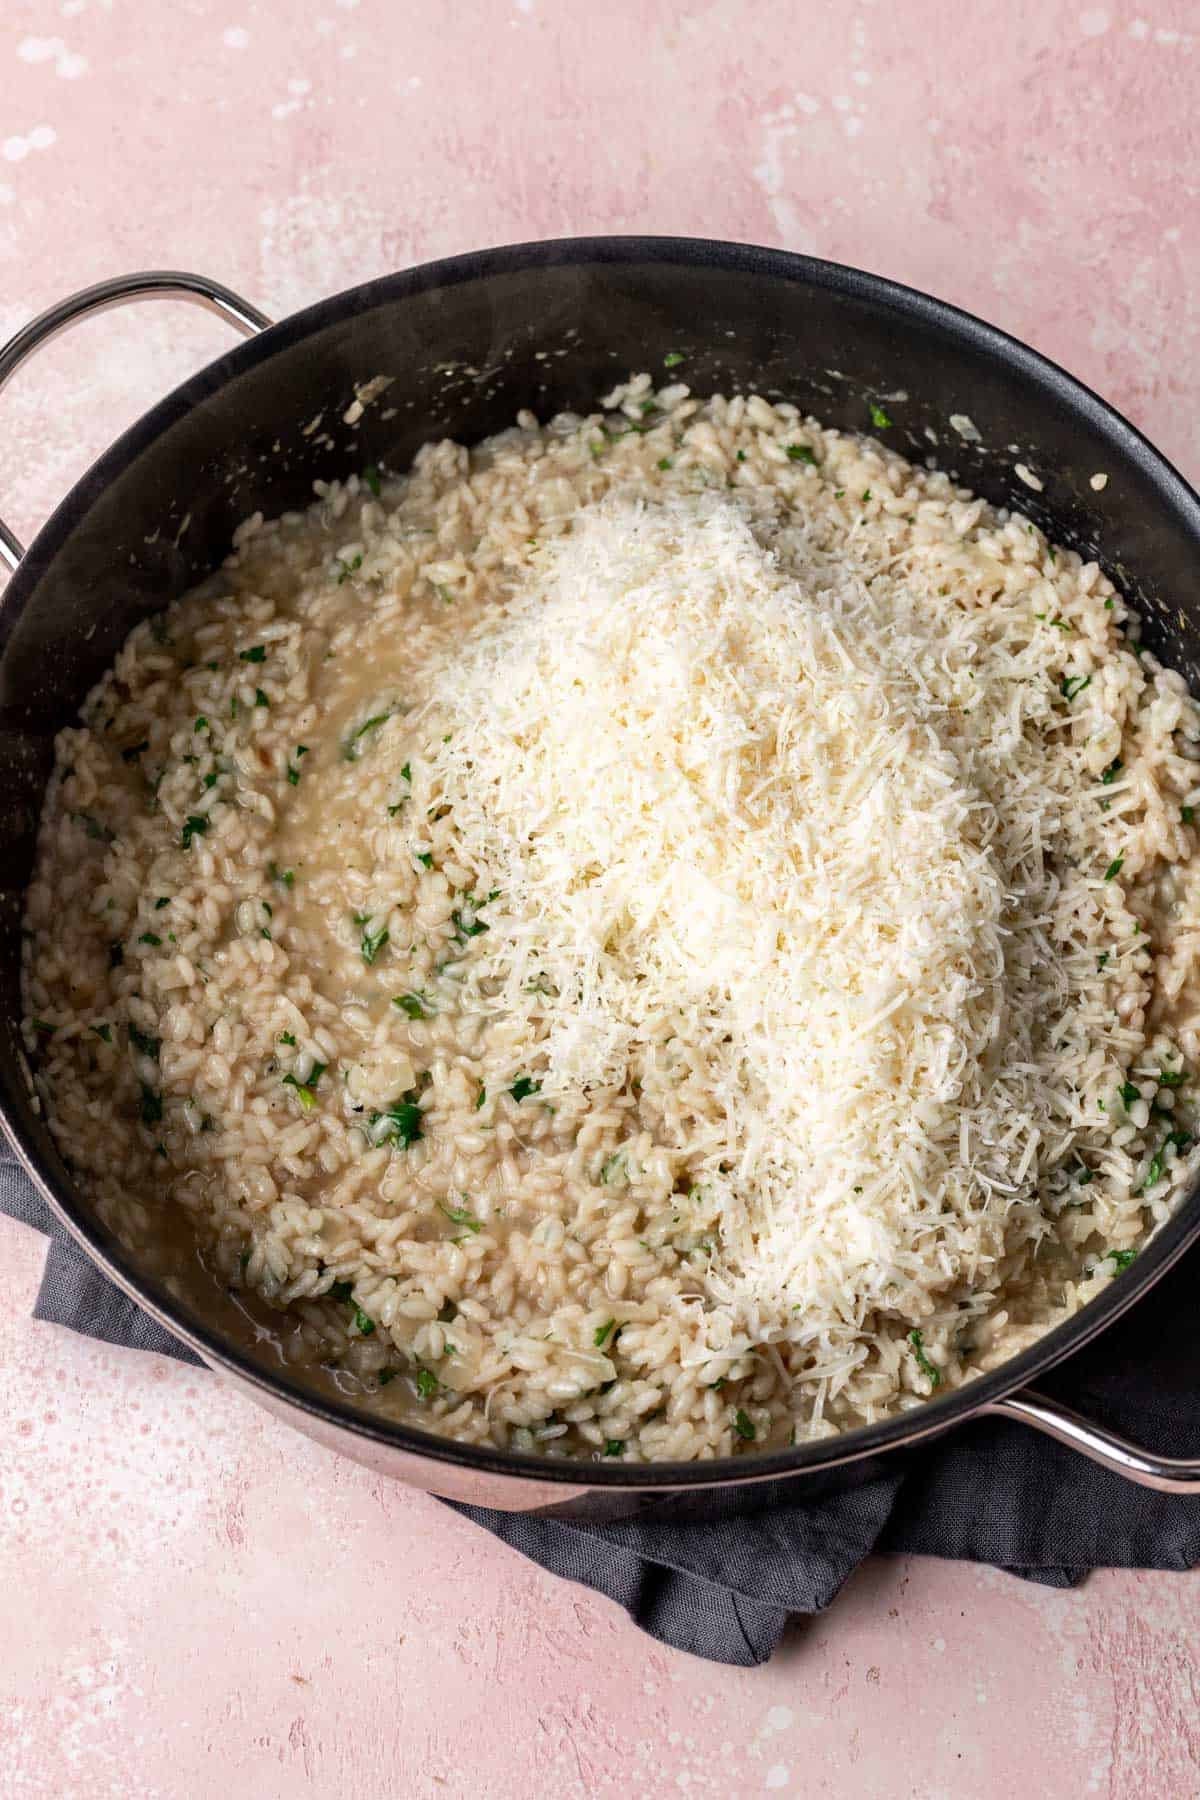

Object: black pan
[3,237,1200,1514]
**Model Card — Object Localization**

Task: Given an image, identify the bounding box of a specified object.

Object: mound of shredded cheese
[409,494,1122,1358]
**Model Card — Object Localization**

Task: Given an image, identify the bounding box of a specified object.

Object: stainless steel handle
[0,270,273,574]
[984,1388,1200,1494]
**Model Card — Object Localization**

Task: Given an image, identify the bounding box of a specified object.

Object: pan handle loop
[0,270,273,574]
[982,1388,1200,1493]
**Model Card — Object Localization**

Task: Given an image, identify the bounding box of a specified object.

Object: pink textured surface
[3,1,1200,1793]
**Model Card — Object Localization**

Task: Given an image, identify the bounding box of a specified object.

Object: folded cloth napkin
[4,1141,1199,1666]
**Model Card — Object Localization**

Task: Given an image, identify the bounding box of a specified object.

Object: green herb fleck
[416,851,433,870]
[343,713,394,760]
[1060,674,1091,702]
[603,1440,625,1458]
[91,1023,113,1043]
[869,402,894,429]
[1104,855,1124,881]
[474,1084,486,1111]
[908,1328,941,1389]
[239,645,267,664]
[363,464,382,497]
[181,815,209,850]
[663,351,685,368]
[509,1075,541,1102]
[415,1368,438,1401]
[594,1319,616,1348]
[1183,806,1196,825]
[1108,1248,1137,1272]
[786,444,818,465]
[369,1097,423,1148]
[138,931,162,948]
[657,456,673,471]
[277,1031,296,1046]
[254,688,269,708]
[359,920,390,965]
[378,1367,398,1387]
[352,1305,375,1336]
[328,1279,354,1302]
[733,1408,756,1442]
[1101,760,1123,785]
[392,991,429,1019]
[1098,951,1110,969]
[439,1201,482,1234]
[1120,1080,1141,1108]
[336,554,363,585]
[129,1024,161,1060]
[1158,1067,1187,1088]
[282,1060,326,1110]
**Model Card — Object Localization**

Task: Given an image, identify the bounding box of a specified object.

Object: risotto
[20,372,1200,1463]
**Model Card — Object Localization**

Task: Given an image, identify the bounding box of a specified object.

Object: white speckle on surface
[17,36,87,77]
[1090,472,1109,490]
[795,92,820,114]
[844,116,863,137]
[3,125,56,162]
[221,26,250,49]
[0,182,13,204]
[516,0,534,12]
[832,93,851,112]
[764,1705,794,1732]
[949,413,981,441]
[1014,462,1044,491]
[933,1635,946,1653]
[335,0,360,9]
[287,77,311,96]
[765,1767,790,1791]
[851,68,871,84]
[1129,15,1149,36]
[1079,8,1110,36]
[928,116,942,135]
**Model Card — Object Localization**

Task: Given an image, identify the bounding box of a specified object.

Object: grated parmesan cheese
[388,491,1143,1364]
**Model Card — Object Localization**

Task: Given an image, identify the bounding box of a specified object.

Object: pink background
[2,1,1200,1793]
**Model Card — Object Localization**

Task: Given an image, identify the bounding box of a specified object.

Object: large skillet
[3,238,1200,1515]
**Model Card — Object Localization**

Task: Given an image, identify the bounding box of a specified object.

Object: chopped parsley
[475,1084,486,1110]
[1183,806,1196,825]
[869,402,894,429]
[1120,1080,1141,1108]
[203,772,218,790]
[91,1023,113,1043]
[129,1024,161,1060]
[31,1018,55,1036]
[139,1083,163,1126]
[415,1368,438,1401]
[908,1328,941,1389]
[154,897,169,910]
[336,554,363,585]
[415,851,433,869]
[328,1279,354,1302]
[439,1201,482,1234]
[392,991,429,1019]
[657,456,673,471]
[377,1368,398,1387]
[509,1075,541,1102]
[451,897,491,940]
[239,645,267,664]
[1097,951,1109,969]
[603,1440,625,1458]
[138,931,162,947]
[786,444,818,465]
[181,814,209,850]
[363,464,382,497]
[277,1031,297,1046]
[369,1096,423,1148]
[255,688,269,708]
[593,1319,617,1348]
[1101,759,1123,785]
[663,351,685,368]
[1104,855,1124,881]
[343,712,394,760]
[1158,1066,1187,1088]
[285,746,309,786]
[1108,1248,1137,1272]
[352,1305,375,1336]
[268,862,295,888]
[733,1408,756,1442]
[1060,674,1091,702]
[358,919,390,965]
[282,1060,327,1110]
[194,716,209,733]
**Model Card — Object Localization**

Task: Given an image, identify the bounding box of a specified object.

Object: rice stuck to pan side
[21,373,1200,1462]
